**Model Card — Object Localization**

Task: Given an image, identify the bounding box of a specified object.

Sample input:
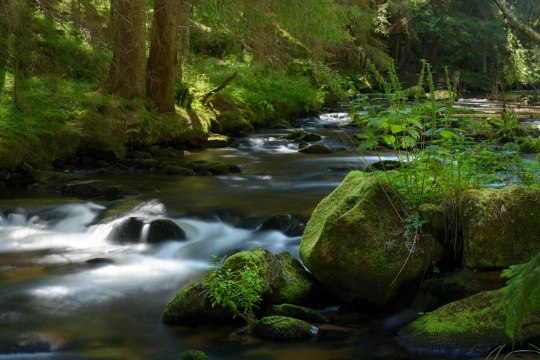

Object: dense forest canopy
[1,0,539,106]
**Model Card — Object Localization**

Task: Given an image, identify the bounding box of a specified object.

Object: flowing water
[0,102,538,360]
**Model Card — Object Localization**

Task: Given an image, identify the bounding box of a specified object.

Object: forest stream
[0,97,539,360]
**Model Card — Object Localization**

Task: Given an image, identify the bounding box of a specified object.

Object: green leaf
[358,141,377,153]
[390,125,403,134]
[383,135,396,145]
[439,130,455,138]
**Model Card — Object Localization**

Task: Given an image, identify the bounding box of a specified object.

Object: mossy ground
[0,54,332,172]
[396,290,540,356]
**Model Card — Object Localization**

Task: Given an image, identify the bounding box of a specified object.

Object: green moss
[254,316,315,339]
[163,282,232,325]
[462,186,540,269]
[265,304,327,324]
[396,291,520,356]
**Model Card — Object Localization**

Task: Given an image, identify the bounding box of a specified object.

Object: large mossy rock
[462,186,540,269]
[396,290,540,356]
[253,316,317,340]
[163,248,320,325]
[300,171,445,305]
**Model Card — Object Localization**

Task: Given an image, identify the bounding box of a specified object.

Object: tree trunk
[104,0,146,99]
[147,0,191,112]
[494,0,540,44]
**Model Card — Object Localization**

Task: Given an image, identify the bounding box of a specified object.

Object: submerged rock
[300,171,445,305]
[253,316,317,339]
[257,214,305,236]
[461,186,540,269]
[108,217,144,243]
[163,248,321,325]
[299,144,332,154]
[284,131,322,143]
[396,290,540,356]
[147,219,186,243]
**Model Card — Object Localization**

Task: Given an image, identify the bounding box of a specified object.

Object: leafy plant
[203,255,264,333]
[491,252,540,339]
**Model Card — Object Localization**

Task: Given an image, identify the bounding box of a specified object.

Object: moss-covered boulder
[253,316,317,339]
[461,186,540,269]
[163,248,321,325]
[163,282,233,324]
[300,171,445,305]
[396,290,540,356]
[264,304,328,324]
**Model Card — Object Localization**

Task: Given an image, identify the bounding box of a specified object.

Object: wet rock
[107,217,143,243]
[258,214,305,236]
[284,130,322,142]
[368,160,402,172]
[461,186,540,269]
[396,290,540,356]
[85,258,115,267]
[164,165,196,176]
[205,133,230,148]
[61,180,134,199]
[299,144,332,154]
[264,304,328,324]
[133,158,161,170]
[179,349,208,360]
[227,164,242,173]
[420,269,505,304]
[147,219,186,243]
[163,248,322,325]
[29,170,84,192]
[129,151,153,159]
[190,160,230,175]
[300,171,445,305]
[253,316,317,339]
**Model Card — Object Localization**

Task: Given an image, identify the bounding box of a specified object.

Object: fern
[492,252,540,339]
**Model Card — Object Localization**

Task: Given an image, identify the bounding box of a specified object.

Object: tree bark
[147,0,191,112]
[104,0,146,99]
[494,0,540,44]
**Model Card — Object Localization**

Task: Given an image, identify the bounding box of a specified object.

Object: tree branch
[494,0,540,44]
[202,72,238,105]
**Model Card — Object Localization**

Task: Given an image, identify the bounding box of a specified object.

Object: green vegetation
[204,255,264,331]
[492,252,540,339]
